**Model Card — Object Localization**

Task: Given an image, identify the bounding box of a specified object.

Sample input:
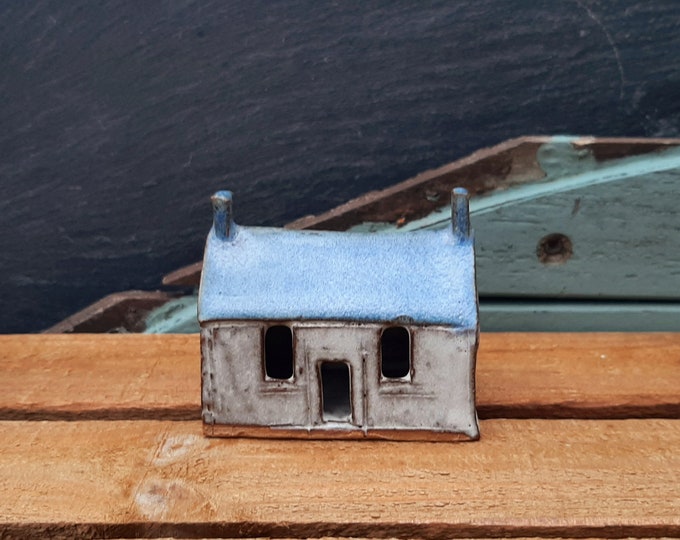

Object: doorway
[319,361,352,423]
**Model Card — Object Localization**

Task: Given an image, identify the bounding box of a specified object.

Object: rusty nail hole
[537,233,572,265]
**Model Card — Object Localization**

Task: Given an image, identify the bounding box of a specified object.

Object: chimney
[451,187,470,240]
[211,190,235,240]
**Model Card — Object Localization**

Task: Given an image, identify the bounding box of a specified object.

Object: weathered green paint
[473,142,680,299]
[143,296,199,334]
[353,137,680,299]
[145,136,680,332]
[481,302,680,332]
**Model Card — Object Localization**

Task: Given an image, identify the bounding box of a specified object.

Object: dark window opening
[320,362,352,422]
[264,325,294,379]
[381,326,411,379]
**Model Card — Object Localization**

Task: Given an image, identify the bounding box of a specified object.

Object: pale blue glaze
[198,192,477,328]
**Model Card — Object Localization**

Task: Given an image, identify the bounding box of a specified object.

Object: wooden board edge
[43,291,175,333]
[2,521,679,540]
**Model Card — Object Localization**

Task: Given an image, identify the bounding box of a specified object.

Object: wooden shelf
[1,333,679,538]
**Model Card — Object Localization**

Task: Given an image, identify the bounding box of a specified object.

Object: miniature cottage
[199,188,479,441]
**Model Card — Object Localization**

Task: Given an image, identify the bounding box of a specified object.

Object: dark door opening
[320,361,352,422]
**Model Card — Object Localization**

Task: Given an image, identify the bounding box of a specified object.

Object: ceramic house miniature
[199,188,479,441]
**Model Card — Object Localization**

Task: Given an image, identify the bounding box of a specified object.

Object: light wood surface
[477,332,680,418]
[1,419,679,538]
[1,333,679,420]
[1,333,679,538]
[0,334,198,420]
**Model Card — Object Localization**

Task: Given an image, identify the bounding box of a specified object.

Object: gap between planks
[1,333,679,420]
[1,419,679,538]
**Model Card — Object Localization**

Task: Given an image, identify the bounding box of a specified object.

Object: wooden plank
[469,145,680,300]
[1,419,679,538]
[480,301,680,332]
[2,333,680,420]
[0,334,198,420]
[43,290,174,333]
[476,332,680,418]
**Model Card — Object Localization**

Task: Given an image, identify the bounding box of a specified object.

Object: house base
[204,423,479,442]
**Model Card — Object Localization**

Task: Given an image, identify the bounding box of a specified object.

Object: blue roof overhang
[198,225,477,329]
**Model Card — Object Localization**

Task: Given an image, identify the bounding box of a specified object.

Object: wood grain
[476,332,680,418]
[1,333,679,420]
[1,419,679,538]
[0,334,198,420]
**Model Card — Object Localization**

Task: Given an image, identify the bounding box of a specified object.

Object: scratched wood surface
[1,419,679,538]
[1,333,679,420]
[1,333,679,539]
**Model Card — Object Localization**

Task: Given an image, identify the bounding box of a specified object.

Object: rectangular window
[380,326,411,379]
[264,325,294,380]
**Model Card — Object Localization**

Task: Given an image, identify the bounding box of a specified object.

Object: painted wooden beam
[471,141,680,299]
[481,301,680,332]
[43,290,175,333]
[359,138,680,300]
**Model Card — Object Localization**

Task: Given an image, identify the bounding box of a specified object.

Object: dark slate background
[2,0,680,333]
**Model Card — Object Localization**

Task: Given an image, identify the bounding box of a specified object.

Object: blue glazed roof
[198,224,477,328]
